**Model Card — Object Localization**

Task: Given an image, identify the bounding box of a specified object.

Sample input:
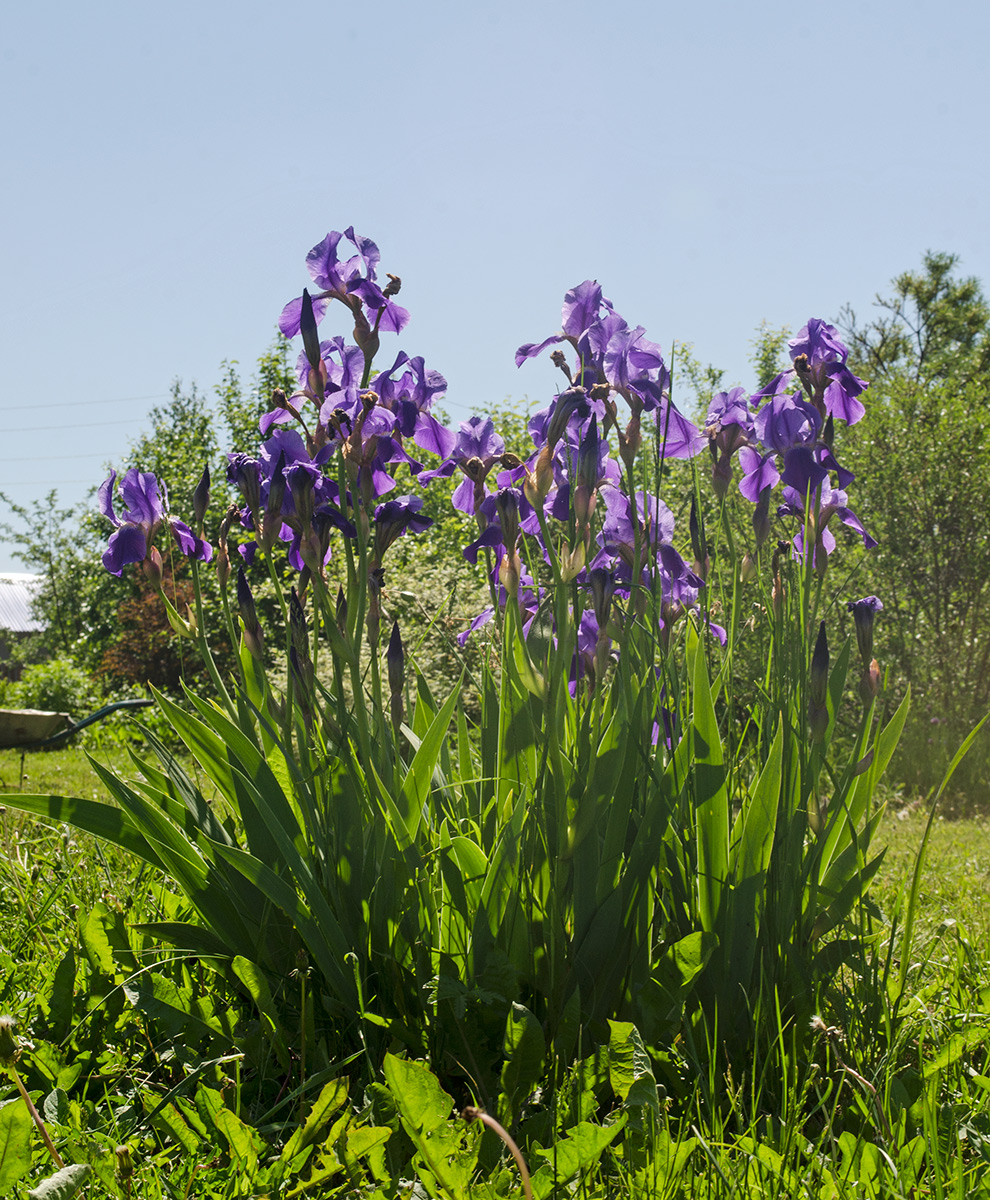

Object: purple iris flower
[418,416,506,515]
[788,318,850,366]
[515,279,614,366]
[372,352,456,459]
[706,388,755,497]
[457,564,544,646]
[781,477,877,565]
[751,319,868,426]
[99,469,212,576]
[374,495,433,557]
[278,229,410,341]
[517,280,703,462]
[600,488,676,563]
[753,392,821,455]
[706,387,754,451]
[788,320,869,425]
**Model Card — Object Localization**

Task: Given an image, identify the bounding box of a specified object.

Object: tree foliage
[842,253,990,801]
[841,251,990,385]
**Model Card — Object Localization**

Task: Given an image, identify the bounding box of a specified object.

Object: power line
[7,417,140,433]
[2,392,171,412]
[1,451,118,462]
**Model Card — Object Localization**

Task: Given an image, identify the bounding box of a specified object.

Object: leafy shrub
[7,657,97,716]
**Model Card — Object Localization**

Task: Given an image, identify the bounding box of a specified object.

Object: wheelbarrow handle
[29,698,155,749]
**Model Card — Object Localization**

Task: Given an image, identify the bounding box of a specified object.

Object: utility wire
[7,417,139,433]
[0,392,170,412]
[2,451,119,462]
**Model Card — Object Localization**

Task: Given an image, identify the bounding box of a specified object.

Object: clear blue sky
[2,0,987,571]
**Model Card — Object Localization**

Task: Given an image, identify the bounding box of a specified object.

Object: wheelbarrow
[0,699,154,750]
[0,699,155,792]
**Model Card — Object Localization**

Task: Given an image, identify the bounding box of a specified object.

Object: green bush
[7,657,98,716]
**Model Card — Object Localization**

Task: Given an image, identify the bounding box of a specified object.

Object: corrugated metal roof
[0,573,44,633]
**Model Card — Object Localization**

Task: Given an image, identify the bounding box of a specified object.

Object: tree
[120,381,220,517]
[216,335,297,456]
[841,251,990,385]
[841,254,990,802]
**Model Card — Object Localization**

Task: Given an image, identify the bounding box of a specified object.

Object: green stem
[190,559,237,718]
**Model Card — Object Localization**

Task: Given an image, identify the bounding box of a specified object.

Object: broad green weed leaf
[382,1053,452,1133]
[280,1077,349,1162]
[500,1002,545,1124]
[532,1118,626,1189]
[0,1098,33,1192]
[42,1089,69,1126]
[77,904,115,976]
[214,1105,265,1174]
[143,1097,202,1153]
[608,1021,655,1107]
[123,972,222,1042]
[45,948,75,1043]
[26,1163,93,1200]
[639,932,717,1036]
[384,1055,478,1198]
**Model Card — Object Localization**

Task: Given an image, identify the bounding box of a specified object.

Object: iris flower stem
[261,546,291,648]
[534,504,563,588]
[219,587,241,690]
[190,560,237,718]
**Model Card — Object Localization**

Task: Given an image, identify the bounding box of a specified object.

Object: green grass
[0,743,133,798]
[875,802,990,936]
[3,749,990,1198]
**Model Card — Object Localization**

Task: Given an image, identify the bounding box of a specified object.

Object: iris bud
[494,488,520,551]
[192,466,210,529]
[545,388,587,451]
[387,620,405,698]
[299,288,323,374]
[689,497,708,580]
[561,542,586,583]
[237,568,264,659]
[847,596,883,667]
[740,553,758,584]
[589,567,616,629]
[859,658,881,705]
[227,454,262,518]
[808,622,829,742]
[142,546,163,591]
[523,446,554,508]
